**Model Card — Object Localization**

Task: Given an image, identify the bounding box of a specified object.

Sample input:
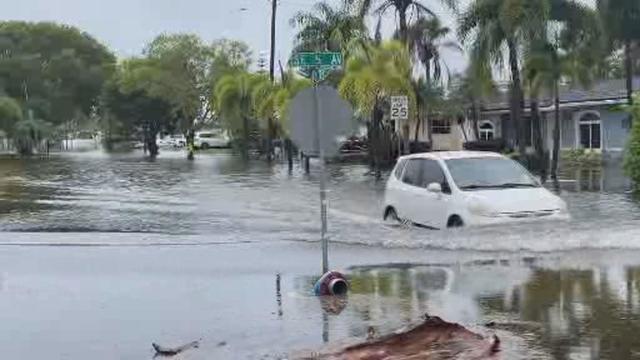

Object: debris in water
[318,315,500,359]
[366,326,377,341]
[314,271,349,296]
[152,340,200,357]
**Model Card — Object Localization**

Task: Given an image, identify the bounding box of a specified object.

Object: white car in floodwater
[383,151,569,229]
[194,130,229,149]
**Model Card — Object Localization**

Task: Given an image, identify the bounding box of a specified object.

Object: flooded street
[2,151,640,359]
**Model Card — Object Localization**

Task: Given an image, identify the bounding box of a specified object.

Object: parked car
[157,135,186,148]
[383,151,569,229]
[194,131,229,149]
[339,136,368,154]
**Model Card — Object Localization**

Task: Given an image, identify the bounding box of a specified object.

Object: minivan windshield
[445,157,540,190]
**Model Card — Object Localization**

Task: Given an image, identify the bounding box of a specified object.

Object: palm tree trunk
[551,80,561,179]
[531,96,544,173]
[243,116,250,158]
[507,38,525,155]
[285,138,293,171]
[371,103,384,176]
[266,118,273,162]
[426,112,432,144]
[471,99,480,140]
[398,10,408,44]
[625,39,634,105]
[414,113,421,143]
[426,63,431,86]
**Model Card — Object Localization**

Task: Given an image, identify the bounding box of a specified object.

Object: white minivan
[383,151,569,229]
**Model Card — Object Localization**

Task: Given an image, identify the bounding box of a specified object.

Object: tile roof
[483,77,640,111]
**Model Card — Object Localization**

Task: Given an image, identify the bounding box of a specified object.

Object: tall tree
[0,96,23,138]
[215,71,264,157]
[404,16,461,143]
[597,0,640,104]
[456,63,495,140]
[0,21,115,129]
[522,0,602,175]
[103,66,176,157]
[290,0,367,56]
[526,36,596,178]
[351,0,457,43]
[459,0,549,156]
[339,41,415,171]
[404,16,461,85]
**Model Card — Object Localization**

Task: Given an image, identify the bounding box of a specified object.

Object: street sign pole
[290,51,347,276]
[312,71,329,274]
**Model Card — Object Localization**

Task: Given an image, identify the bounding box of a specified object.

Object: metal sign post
[289,52,349,275]
[391,96,409,156]
[311,71,329,274]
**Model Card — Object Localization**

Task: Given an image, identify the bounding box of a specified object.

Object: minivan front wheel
[384,207,400,223]
[447,215,464,228]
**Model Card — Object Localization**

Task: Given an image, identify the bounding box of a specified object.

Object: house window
[431,119,451,134]
[479,121,495,141]
[579,113,601,149]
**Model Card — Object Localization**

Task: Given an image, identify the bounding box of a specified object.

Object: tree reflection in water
[479,266,640,359]
[298,264,640,359]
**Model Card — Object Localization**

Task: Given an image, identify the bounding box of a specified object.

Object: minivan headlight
[467,198,498,217]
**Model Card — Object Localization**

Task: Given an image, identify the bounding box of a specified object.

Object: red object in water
[314,271,349,296]
[325,315,501,359]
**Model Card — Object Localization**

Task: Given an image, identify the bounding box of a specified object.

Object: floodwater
[1,151,640,359]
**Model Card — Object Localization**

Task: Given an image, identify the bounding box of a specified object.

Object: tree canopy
[0,96,23,137]
[0,21,115,126]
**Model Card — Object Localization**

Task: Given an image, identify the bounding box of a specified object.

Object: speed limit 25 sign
[390,96,409,121]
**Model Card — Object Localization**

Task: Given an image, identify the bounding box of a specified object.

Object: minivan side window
[401,160,422,186]
[420,160,451,194]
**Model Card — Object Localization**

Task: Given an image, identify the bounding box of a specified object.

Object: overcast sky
[0,0,528,75]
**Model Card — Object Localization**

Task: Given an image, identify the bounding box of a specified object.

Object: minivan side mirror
[427,182,442,193]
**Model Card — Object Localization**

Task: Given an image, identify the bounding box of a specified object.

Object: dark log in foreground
[323,316,500,360]
[152,340,199,357]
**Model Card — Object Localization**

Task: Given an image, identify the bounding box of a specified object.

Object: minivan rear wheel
[447,215,464,228]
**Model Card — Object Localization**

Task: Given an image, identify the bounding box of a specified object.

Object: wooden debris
[321,316,501,359]
[152,340,200,357]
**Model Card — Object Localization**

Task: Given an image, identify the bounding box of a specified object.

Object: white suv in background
[383,151,569,229]
[194,131,229,149]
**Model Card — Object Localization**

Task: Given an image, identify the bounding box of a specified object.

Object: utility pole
[269,0,277,83]
[267,0,278,162]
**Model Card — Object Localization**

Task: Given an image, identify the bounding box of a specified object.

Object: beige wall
[432,125,466,151]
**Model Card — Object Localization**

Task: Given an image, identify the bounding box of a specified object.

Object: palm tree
[597,0,640,105]
[457,63,495,140]
[252,72,312,159]
[350,0,457,43]
[527,38,595,178]
[523,1,601,175]
[290,1,367,55]
[339,41,415,171]
[403,16,461,144]
[215,71,264,157]
[404,17,461,85]
[458,0,549,156]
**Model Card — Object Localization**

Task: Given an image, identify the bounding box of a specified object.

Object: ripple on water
[1,152,640,252]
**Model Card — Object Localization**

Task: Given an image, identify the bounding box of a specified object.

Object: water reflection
[556,161,631,193]
[297,263,640,359]
[4,152,640,252]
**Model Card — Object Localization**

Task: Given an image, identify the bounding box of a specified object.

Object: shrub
[624,94,640,190]
[562,149,602,167]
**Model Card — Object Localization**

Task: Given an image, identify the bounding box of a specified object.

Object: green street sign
[297,67,334,82]
[291,52,342,68]
[291,52,343,82]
